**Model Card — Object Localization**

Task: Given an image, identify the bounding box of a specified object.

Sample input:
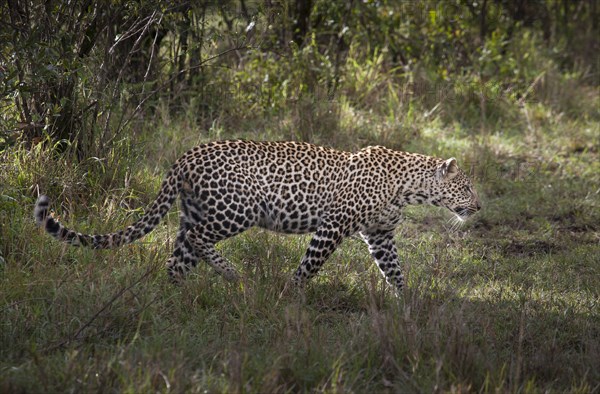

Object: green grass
[1,83,599,392]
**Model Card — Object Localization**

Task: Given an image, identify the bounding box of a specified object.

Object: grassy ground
[1,87,599,392]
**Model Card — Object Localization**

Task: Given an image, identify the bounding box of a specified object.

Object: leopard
[34,140,481,293]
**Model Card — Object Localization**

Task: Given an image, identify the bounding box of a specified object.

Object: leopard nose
[474,200,482,211]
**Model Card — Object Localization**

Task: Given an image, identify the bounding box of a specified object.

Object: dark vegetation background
[1,1,598,392]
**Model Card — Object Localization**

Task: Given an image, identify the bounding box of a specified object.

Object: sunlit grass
[1,69,599,393]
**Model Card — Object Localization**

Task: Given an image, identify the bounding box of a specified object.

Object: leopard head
[433,158,481,220]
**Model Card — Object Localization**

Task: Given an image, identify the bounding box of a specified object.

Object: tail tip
[34,195,51,225]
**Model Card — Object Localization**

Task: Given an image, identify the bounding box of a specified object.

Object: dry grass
[1,55,599,393]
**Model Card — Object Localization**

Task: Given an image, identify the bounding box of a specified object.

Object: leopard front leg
[361,229,405,293]
[292,222,346,287]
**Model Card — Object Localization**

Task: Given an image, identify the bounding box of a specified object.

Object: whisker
[449,220,457,233]
[444,216,456,233]
[447,215,464,233]
[455,217,464,231]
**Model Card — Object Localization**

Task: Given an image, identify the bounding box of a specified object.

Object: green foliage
[1,0,599,392]
[2,0,597,150]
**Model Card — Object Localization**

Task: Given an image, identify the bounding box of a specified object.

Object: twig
[43,262,159,354]
[102,11,160,147]
[0,298,49,313]
[142,14,164,84]
[113,44,255,139]
[518,71,546,106]
[138,45,254,111]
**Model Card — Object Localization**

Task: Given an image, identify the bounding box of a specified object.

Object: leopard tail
[34,165,182,249]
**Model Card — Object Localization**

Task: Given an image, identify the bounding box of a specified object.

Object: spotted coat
[34,140,481,292]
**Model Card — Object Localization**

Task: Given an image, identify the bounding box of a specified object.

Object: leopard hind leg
[168,189,261,282]
[166,195,202,282]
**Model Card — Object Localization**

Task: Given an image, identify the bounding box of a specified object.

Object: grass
[1,71,599,392]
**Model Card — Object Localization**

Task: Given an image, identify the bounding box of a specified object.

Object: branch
[42,262,159,354]
[115,45,256,137]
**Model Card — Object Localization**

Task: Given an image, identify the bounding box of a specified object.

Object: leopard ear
[437,158,458,180]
